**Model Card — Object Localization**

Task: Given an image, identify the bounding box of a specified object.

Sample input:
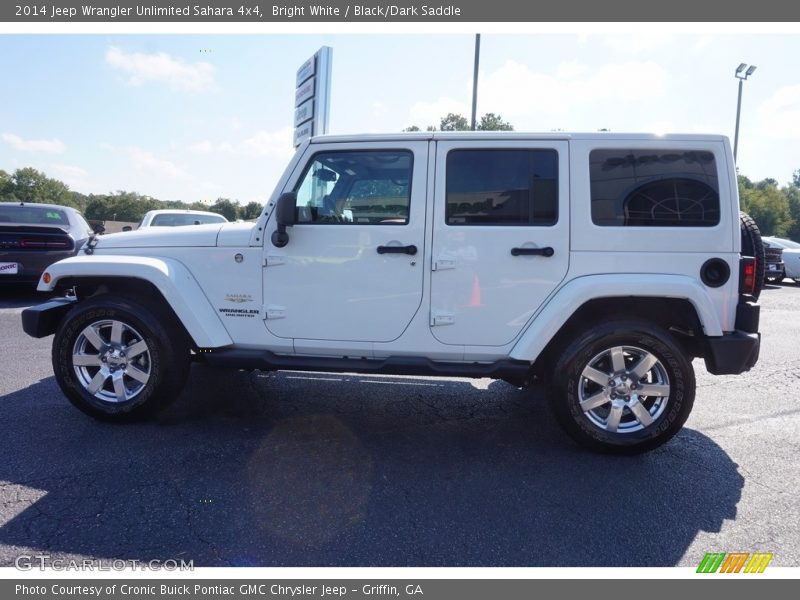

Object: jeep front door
[263,142,428,345]
[430,140,570,346]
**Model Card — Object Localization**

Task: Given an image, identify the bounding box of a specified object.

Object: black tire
[549,320,695,455]
[740,211,764,299]
[52,294,190,421]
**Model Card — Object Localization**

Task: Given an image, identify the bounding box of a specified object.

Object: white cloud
[50,163,107,194]
[51,164,87,179]
[127,147,187,180]
[188,140,214,154]
[372,101,388,117]
[694,36,715,51]
[105,46,215,92]
[556,61,589,79]
[220,128,294,159]
[603,33,676,53]
[479,60,667,117]
[643,121,676,136]
[406,97,470,129]
[756,84,800,140]
[2,132,65,154]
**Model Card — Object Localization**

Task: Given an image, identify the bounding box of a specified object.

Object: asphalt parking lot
[0,283,798,567]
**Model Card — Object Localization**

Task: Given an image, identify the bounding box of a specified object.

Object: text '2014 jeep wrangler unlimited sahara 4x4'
[22,132,762,454]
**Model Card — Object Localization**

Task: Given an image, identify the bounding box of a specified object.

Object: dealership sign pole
[293,47,332,148]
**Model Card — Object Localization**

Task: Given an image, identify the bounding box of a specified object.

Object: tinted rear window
[590,149,720,227]
[0,206,69,226]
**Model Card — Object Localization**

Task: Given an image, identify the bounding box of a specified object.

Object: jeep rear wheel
[549,320,695,454]
[52,295,190,421]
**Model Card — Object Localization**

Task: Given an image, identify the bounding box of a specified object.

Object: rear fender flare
[509,274,723,362]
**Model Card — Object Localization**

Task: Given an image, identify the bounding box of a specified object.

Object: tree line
[0,167,264,223]
[739,171,800,241]
[3,165,800,239]
[404,111,514,132]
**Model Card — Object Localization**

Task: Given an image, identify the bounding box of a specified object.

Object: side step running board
[203,349,532,385]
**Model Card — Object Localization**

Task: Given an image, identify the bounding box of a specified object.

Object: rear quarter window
[590,149,720,227]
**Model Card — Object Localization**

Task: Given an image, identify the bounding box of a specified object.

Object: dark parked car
[763,240,785,283]
[0,202,92,285]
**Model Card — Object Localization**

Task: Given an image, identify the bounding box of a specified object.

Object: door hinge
[431,312,455,326]
[264,305,286,320]
[264,254,287,267]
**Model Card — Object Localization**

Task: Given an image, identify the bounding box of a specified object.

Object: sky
[1,32,799,204]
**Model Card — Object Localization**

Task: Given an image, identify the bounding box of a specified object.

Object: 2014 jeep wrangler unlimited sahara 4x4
[22,132,762,454]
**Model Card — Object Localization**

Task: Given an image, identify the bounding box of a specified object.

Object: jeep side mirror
[92,222,106,234]
[272,192,297,248]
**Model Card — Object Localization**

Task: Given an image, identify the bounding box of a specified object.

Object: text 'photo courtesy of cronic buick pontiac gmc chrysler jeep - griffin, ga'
[21,132,762,454]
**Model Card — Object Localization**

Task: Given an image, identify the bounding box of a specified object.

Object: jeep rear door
[262,141,428,345]
[429,139,570,346]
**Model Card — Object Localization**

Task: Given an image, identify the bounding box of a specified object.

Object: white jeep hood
[92,223,245,249]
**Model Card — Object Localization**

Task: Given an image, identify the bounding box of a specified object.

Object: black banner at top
[3,0,800,22]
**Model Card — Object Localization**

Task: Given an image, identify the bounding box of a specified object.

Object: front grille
[764,246,783,262]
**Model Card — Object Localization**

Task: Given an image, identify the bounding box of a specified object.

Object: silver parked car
[762,236,800,283]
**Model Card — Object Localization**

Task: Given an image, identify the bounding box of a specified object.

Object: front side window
[445,149,558,226]
[590,149,720,227]
[293,150,413,225]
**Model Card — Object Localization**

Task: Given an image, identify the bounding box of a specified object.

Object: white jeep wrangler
[22,132,762,454]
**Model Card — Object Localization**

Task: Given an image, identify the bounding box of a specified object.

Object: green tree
[0,169,10,194]
[792,169,800,187]
[241,201,263,220]
[756,178,779,190]
[209,197,238,221]
[477,112,514,131]
[83,191,162,222]
[785,185,800,241]
[439,113,470,131]
[84,196,109,221]
[1,167,75,207]
[405,112,515,133]
[739,178,794,237]
[188,201,210,212]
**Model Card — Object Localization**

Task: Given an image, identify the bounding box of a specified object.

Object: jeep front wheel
[52,295,190,421]
[549,320,695,454]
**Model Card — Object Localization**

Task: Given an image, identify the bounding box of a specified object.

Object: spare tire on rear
[740,211,765,299]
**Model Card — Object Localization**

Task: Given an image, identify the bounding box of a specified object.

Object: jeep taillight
[740,257,756,296]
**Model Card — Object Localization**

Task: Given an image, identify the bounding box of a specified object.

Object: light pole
[733,62,757,162]
[471,34,480,131]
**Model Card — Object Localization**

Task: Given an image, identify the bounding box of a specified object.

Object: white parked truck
[22,132,762,453]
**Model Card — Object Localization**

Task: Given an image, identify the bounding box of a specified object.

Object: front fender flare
[509,274,723,362]
[37,255,233,348]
